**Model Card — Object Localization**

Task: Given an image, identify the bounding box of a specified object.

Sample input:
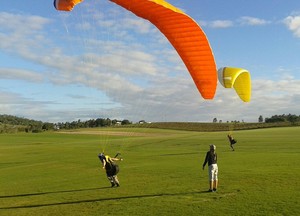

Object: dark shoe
[116,183,120,187]
[111,183,115,187]
[213,188,217,192]
[208,189,213,192]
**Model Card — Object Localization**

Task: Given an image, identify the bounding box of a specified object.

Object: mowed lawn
[0,127,299,216]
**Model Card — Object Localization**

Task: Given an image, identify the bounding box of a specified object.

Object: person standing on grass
[98,153,123,187]
[227,134,237,151]
[202,144,218,192]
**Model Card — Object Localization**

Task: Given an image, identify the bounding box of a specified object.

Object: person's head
[98,153,105,162]
[209,144,216,152]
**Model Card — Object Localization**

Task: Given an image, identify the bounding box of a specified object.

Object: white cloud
[0,91,56,120]
[239,16,269,26]
[122,17,153,34]
[0,68,44,82]
[210,20,233,28]
[201,16,269,29]
[284,15,300,38]
[0,12,51,58]
[0,12,50,32]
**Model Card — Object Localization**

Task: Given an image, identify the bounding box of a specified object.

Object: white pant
[208,164,218,181]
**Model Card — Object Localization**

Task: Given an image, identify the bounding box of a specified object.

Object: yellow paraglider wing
[218,67,251,102]
[54,0,217,99]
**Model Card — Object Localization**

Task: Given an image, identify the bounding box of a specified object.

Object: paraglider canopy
[218,67,251,102]
[53,0,83,11]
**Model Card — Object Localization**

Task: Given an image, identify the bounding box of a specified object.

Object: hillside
[0,114,53,133]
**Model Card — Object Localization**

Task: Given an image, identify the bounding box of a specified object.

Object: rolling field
[0,127,299,216]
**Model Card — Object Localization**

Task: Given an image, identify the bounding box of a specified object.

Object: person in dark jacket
[98,153,123,187]
[227,134,237,151]
[202,145,218,192]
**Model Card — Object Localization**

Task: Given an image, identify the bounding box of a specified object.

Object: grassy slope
[0,127,299,216]
[123,122,298,131]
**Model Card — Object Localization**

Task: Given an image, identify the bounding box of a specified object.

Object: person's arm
[102,160,106,169]
[111,157,123,162]
[202,152,208,170]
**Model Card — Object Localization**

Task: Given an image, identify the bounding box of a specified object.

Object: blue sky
[0,0,300,123]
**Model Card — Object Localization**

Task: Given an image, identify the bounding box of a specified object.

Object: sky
[0,0,300,123]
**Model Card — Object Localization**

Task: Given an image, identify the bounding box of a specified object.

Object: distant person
[98,153,123,187]
[202,144,218,192]
[227,134,237,151]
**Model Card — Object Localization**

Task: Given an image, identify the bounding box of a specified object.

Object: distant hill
[0,114,43,126]
[0,114,53,133]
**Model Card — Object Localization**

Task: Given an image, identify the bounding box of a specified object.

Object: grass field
[0,127,299,216]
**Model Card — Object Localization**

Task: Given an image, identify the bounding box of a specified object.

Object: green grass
[0,127,299,216]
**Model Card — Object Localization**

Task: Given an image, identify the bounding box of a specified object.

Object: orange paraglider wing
[110,0,217,99]
[53,0,83,11]
[54,0,217,99]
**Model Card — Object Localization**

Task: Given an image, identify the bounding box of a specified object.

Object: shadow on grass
[0,186,110,199]
[0,190,212,210]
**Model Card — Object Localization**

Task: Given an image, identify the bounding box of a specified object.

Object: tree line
[1,114,300,133]
[54,118,131,130]
[263,114,300,124]
[0,114,132,133]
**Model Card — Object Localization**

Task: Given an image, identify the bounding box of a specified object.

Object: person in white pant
[202,144,218,192]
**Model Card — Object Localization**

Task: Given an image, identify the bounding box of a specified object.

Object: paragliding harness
[98,153,121,176]
[228,135,237,145]
[231,138,237,145]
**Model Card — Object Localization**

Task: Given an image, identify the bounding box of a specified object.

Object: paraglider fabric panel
[53,0,83,11]
[110,0,217,99]
[218,67,251,102]
[233,72,251,102]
